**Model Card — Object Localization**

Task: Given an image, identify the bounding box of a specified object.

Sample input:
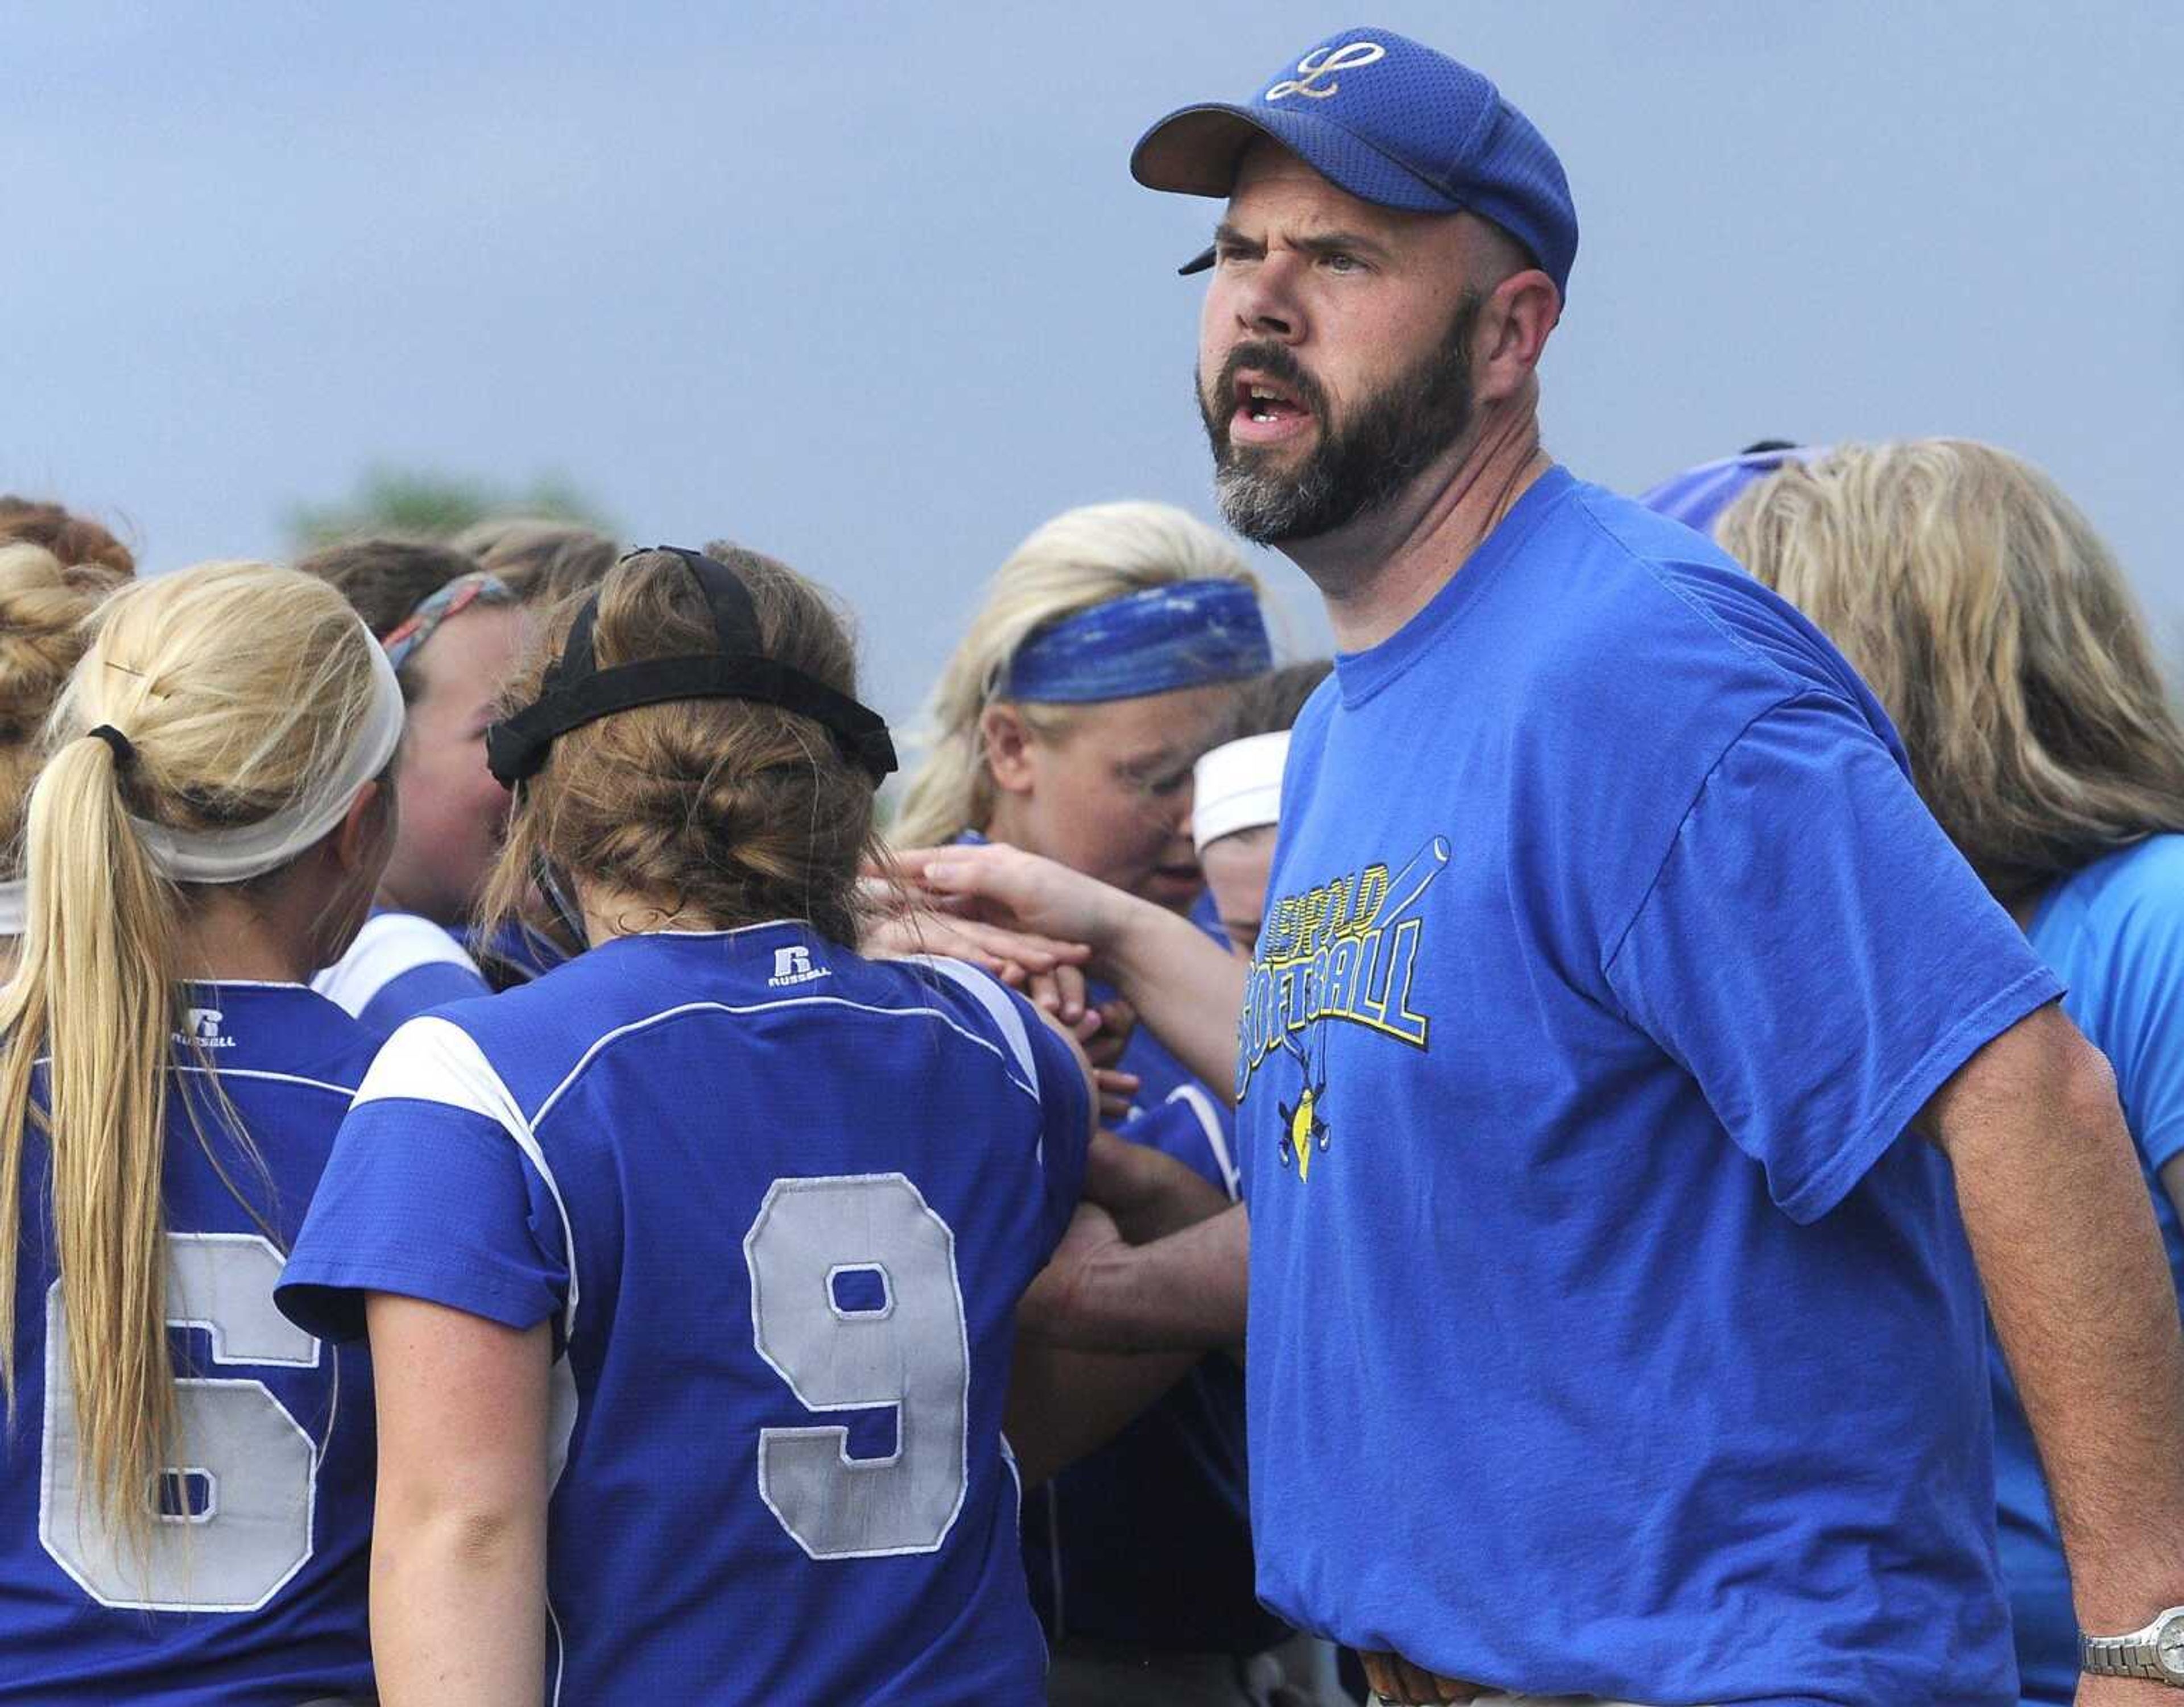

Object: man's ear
[1474,268,1561,407]
[980,703,1039,796]
[333,777,394,873]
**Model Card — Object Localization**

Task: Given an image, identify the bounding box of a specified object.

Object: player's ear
[981,703,1039,796]
[332,776,396,874]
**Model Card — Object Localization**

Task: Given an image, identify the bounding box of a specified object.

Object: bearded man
[908,25,2184,1707]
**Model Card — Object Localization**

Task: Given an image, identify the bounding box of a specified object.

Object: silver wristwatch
[2082,1606,2184,1683]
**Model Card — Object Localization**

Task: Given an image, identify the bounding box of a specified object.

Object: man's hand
[1358,1650,1485,1703]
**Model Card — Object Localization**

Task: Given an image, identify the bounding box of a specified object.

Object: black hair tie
[85,724,137,769]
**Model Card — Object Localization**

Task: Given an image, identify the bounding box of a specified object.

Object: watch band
[2082,1631,2164,1680]
[2082,1607,2184,1684]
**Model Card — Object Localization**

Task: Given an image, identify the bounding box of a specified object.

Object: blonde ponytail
[0,560,391,1556]
[0,733,183,1544]
[893,501,1260,848]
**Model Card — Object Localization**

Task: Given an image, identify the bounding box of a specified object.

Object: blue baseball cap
[1133,26,1578,299]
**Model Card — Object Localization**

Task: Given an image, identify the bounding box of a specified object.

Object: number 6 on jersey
[743,1173,971,1559]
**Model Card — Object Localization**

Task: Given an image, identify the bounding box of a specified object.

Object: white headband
[1193,730,1290,855]
[0,877,23,936]
[128,627,406,886]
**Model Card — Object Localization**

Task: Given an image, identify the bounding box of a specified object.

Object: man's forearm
[1943,1007,2184,1633]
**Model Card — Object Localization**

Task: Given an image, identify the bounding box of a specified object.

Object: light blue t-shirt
[1996,834,2184,1703]
[279,925,1089,1705]
[1237,468,2061,1704]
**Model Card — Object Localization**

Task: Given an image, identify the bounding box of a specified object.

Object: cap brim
[1131,101,1458,216]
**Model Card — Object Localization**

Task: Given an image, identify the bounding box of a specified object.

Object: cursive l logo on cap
[1266,40,1385,102]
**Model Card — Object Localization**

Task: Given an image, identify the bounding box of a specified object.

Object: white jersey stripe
[352,1017,582,1343]
[914,958,1041,1092]
[312,912,482,1020]
[530,993,1040,1130]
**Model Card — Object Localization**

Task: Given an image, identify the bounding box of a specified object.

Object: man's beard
[1199,291,1483,547]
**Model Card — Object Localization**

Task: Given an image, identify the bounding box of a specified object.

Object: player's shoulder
[876,953,1054,1100]
[368,927,1057,1117]
[190,981,380,1100]
[313,908,482,1007]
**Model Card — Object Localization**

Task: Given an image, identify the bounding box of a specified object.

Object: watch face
[2157,1611,2184,1677]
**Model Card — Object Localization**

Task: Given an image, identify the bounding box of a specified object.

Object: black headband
[484,546,897,790]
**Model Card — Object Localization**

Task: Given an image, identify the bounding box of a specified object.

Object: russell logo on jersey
[767,945,833,989]
[175,1007,238,1050]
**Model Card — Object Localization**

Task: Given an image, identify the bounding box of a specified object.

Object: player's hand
[1358,1650,1486,1704]
[1025,960,1090,1026]
[1093,1067,1141,1125]
[1081,996,1137,1071]
[892,842,1135,954]
[1017,1200,1126,1346]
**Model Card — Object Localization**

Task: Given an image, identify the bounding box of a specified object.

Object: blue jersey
[1023,973,1277,1655]
[467,919,569,991]
[311,908,491,1038]
[2,984,378,1706]
[1238,469,2059,1704]
[278,924,1090,1705]
[1999,835,2184,1702]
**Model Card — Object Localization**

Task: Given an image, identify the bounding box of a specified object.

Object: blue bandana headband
[382,571,516,673]
[1001,579,1272,704]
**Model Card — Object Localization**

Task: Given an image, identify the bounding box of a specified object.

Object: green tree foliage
[284,466,611,550]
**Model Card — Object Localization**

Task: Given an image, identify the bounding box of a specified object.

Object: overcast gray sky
[5,1,2179,720]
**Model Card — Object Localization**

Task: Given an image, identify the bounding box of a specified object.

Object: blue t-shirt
[311,907,491,1038]
[2,984,378,1706]
[1237,468,2061,1705]
[1023,997,1279,1654]
[1996,835,2184,1703]
[278,924,1090,1706]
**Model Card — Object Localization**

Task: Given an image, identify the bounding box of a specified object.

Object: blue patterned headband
[382,571,516,673]
[1002,580,1272,704]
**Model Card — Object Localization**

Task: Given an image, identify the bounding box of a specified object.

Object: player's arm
[1003,1004,1202,1484]
[1922,1002,2184,1665]
[1019,1199,1250,1354]
[895,842,1246,1092]
[1004,1337,1198,1488]
[1086,1127,1234,1243]
[367,1294,552,1707]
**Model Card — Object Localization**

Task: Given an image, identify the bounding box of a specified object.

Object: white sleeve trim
[353,1016,580,1341]
[312,911,482,1019]
[913,956,1040,1092]
[1165,1083,1241,1202]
